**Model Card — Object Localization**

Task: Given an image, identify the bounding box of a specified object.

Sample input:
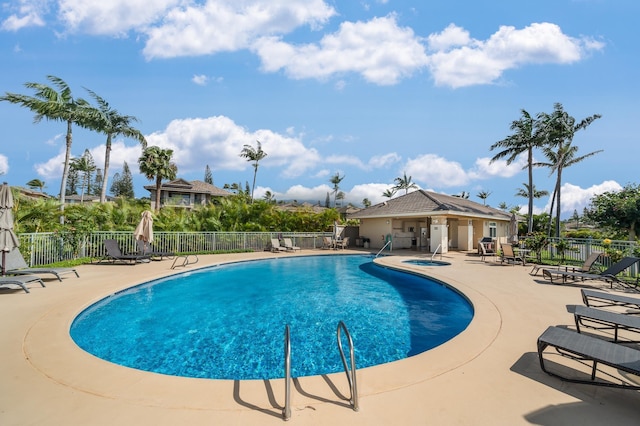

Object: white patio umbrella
[0,183,20,276]
[509,213,518,244]
[134,210,154,244]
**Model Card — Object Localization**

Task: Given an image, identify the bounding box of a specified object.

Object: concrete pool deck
[1,249,639,425]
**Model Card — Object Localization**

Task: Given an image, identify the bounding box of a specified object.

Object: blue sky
[0,0,637,217]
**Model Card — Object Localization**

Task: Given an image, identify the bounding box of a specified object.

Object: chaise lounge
[542,256,640,287]
[532,251,602,277]
[102,239,151,265]
[283,238,301,252]
[270,239,287,253]
[500,243,525,266]
[0,248,79,281]
[569,304,640,343]
[136,239,175,260]
[0,274,46,293]
[537,325,640,389]
[581,288,640,312]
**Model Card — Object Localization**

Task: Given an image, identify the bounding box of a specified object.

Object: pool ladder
[282,321,359,421]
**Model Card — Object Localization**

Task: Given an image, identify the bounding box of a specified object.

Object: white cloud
[142,0,336,59]
[1,0,47,31]
[57,0,180,35]
[35,150,66,179]
[368,152,401,169]
[192,74,209,86]
[404,153,469,187]
[543,180,623,215]
[426,22,604,88]
[144,115,321,178]
[470,156,527,179]
[0,154,9,175]
[253,14,428,85]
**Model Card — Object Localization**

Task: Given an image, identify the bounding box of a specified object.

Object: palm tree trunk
[547,185,557,237]
[555,168,563,238]
[155,175,162,212]
[251,166,257,203]
[527,148,534,233]
[100,133,112,203]
[58,120,73,224]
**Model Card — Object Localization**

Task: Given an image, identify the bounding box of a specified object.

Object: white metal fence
[14,233,640,282]
[17,231,333,266]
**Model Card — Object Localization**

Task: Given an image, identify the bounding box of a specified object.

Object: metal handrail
[283,325,291,421]
[336,321,359,411]
[375,240,392,258]
[431,243,442,260]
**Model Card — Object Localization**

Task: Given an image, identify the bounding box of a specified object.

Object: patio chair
[102,239,151,265]
[479,240,496,262]
[568,304,640,343]
[322,236,335,250]
[500,243,525,266]
[283,238,301,252]
[581,289,640,312]
[0,274,46,293]
[136,239,175,260]
[537,325,640,389]
[270,239,287,253]
[0,248,79,281]
[532,251,602,276]
[542,256,640,287]
[336,237,350,250]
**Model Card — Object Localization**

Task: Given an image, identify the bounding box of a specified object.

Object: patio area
[1,249,639,425]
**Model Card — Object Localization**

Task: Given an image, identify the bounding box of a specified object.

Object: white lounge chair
[283,238,301,251]
[270,239,287,253]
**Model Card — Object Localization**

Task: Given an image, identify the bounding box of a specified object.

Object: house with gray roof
[144,179,231,209]
[348,190,515,253]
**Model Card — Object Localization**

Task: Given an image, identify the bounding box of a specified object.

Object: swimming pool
[70,255,473,380]
[403,259,451,266]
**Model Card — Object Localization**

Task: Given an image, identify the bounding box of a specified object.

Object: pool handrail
[375,240,392,258]
[337,321,359,412]
[431,244,442,261]
[283,324,291,421]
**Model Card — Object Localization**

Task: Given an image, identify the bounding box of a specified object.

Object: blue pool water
[70,255,473,380]
[403,259,451,266]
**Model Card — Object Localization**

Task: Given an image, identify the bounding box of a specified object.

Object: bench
[537,326,640,389]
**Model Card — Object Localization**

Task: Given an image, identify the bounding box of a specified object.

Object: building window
[488,222,497,238]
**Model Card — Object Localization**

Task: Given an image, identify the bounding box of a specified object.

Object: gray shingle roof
[348,190,511,220]
[144,179,231,197]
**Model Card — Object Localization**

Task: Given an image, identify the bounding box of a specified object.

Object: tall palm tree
[476,190,492,205]
[83,89,147,203]
[382,188,397,199]
[535,103,601,237]
[393,172,418,194]
[138,146,178,212]
[239,140,267,203]
[1,75,91,215]
[329,172,345,207]
[515,183,548,200]
[490,109,542,234]
[70,150,97,202]
[26,179,46,192]
[535,141,602,237]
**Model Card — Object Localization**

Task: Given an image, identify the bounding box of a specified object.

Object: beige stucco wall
[358,218,394,249]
